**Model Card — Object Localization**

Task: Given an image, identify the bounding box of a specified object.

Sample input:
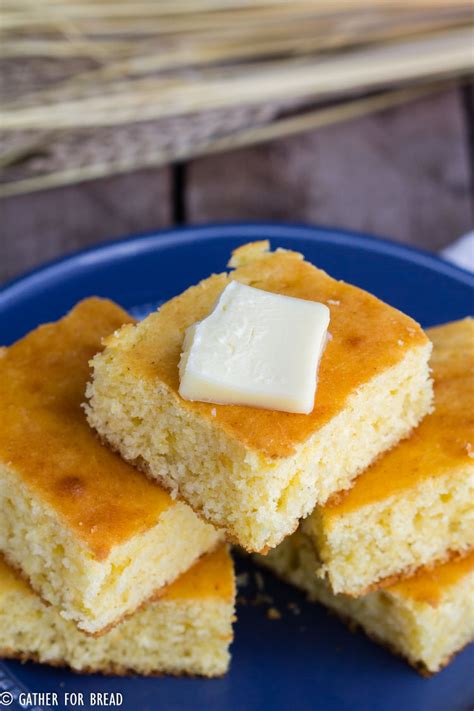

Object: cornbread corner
[304,318,474,595]
[0,546,235,677]
[0,298,221,635]
[258,531,474,674]
[86,241,433,552]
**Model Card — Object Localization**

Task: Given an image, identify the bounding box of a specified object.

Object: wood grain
[0,167,172,284]
[187,89,473,251]
[1,88,472,285]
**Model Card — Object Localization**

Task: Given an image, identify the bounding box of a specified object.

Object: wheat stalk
[1,29,472,131]
[1,1,472,192]
[0,83,449,198]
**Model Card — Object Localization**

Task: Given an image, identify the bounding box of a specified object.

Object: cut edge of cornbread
[86,242,433,551]
[0,462,222,636]
[0,547,235,677]
[306,465,474,596]
[0,299,222,636]
[303,317,474,595]
[257,532,474,674]
[86,336,432,553]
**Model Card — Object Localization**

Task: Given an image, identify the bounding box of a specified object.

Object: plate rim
[1,220,473,709]
[1,221,473,304]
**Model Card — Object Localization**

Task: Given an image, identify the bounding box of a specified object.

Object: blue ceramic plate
[1,223,473,711]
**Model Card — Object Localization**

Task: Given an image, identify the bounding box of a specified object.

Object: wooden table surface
[1,87,473,285]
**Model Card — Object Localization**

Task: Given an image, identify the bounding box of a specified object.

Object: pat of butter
[178,281,330,414]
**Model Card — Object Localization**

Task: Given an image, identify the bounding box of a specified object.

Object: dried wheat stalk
[0,0,472,193]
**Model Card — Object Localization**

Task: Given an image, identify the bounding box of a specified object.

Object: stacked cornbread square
[259,318,474,673]
[86,241,433,552]
[2,240,470,680]
[0,546,234,677]
[260,531,474,674]
[305,318,474,595]
[0,298,235,676]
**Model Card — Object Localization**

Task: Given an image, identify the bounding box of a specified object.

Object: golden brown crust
[111,245,428,459]
[227,240,271,267]
[322,424,416,510]
[344,548,474,601]
[387,548,474,605]
[0,545,234,638]
[0,298,174,559]
[160,545,235,602]
[0,649,229,678]
[0,546,234,674]
[323,318,474,517]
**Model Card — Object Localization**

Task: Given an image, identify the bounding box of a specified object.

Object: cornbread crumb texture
[0,298,221,635]
[323,318,474,514]
[98,242,428,458]
[0,547,235,677]
[87,242,433,551]
[0,298,171,556]
[307,318,474,595]
[259,533,474,674]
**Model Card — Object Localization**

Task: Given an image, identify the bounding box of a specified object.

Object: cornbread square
[86,241,433,552]
[0,546,235,677]
[0,299,221,635]
[259,531,474,674]
[304,318,474,595]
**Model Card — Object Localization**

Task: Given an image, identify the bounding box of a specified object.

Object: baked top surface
[0,545,233,604]
[0,298,174,559]
[1,224,473,708]
[158,545,234,602]
[108,242,427,458]
[388,549,474,607]
[323,318,474,519]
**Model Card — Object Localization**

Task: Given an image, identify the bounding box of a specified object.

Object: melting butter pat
[178,281,330,414]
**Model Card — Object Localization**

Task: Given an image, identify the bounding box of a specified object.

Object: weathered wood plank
[0,167,172,284]
[186,89,473,251]
[1,89,472,285]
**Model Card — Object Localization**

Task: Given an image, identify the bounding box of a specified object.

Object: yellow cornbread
[0,299,221,635]
[0,546,235,677]
[259,531,474,674]
[304,318,474,595]
[87,241,433,552]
